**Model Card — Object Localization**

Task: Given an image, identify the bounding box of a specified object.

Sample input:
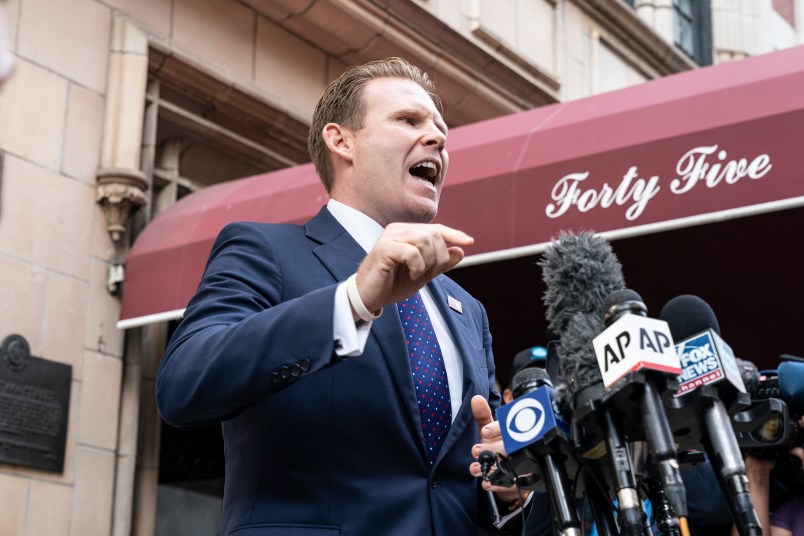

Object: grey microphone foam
[540,231,625,337]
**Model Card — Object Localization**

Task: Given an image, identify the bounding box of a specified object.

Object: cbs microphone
[491,368,581,536]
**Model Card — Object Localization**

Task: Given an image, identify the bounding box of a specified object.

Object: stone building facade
[0,0,800,534]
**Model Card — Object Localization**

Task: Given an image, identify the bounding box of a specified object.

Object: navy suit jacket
[157,207,503,536]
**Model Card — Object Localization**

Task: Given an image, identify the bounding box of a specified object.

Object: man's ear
[322,123,354,163]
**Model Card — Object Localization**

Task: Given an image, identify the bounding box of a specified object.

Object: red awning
[118,45,804,328]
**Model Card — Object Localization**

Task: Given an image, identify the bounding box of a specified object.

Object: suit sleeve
[156,222,343,428]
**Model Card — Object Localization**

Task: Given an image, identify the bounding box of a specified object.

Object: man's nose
[422,122,446,148]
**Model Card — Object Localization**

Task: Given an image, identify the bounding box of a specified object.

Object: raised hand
[354,222,473,313]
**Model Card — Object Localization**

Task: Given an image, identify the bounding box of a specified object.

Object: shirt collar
[327,199,384,254]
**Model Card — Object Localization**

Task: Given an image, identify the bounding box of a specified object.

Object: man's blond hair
[308,57,442,192]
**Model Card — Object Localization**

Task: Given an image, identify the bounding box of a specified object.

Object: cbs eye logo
[505,398,546,443]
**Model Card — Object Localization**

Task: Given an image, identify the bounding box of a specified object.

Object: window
[673,0,713,66]
[141,47,311,221]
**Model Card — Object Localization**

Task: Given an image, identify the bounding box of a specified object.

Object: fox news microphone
[660,295,760,536]
[491,368,581,536]
[540,232,645,536]
[594,289,688,522]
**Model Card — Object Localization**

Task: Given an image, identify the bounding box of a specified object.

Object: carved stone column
[96,16,149,243]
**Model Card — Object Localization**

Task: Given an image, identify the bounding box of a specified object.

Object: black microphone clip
[479,450,497,481]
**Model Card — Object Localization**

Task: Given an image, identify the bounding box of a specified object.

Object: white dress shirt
[328,199,464,420]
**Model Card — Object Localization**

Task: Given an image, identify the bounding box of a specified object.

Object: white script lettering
[545,167,660,221]
[671,145,772,194]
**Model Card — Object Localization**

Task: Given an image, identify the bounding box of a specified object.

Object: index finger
[434,224,474,247]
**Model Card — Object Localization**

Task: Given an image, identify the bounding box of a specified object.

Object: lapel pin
[447,295,463,314]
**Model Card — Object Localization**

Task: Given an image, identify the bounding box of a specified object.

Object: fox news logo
[675,332,723,395]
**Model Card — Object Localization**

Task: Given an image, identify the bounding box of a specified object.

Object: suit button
[279,365,291,380]
[290,364,302,377]
[430,480,439,489]
[270,372,280,383]
[300,358,311,372]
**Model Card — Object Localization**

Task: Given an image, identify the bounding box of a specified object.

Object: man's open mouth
[409,161,439,184]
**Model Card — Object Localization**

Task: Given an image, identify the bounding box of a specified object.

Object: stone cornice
[243,0,560,124]
[245,0,698,126]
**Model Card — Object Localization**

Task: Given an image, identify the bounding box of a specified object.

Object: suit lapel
[306,207,425,457]
[307,207,365,280]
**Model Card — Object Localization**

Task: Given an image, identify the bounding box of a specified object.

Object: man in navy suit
[157,58,525,535]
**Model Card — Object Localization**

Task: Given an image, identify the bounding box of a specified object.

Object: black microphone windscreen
[540,231,625,336]
[659,294,721,341]
[512,367,552,397]
[513,366,551,387]
[602,288,644,311]
[602,288,647,324]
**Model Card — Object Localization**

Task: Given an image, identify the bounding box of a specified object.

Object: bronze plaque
[0,334,72,472]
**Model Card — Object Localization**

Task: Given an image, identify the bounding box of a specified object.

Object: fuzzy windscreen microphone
[540,231,625,337]
[556,311,606,401]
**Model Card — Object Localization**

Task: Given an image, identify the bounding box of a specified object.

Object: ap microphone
[660,295,760,536]
[593,289,688,520]
[492,367,580,536]
[540,233,644,536]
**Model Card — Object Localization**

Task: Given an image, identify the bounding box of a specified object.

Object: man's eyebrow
[396,106,448,135]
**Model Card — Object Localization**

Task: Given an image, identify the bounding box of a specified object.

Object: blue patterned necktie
[398,292,452,464]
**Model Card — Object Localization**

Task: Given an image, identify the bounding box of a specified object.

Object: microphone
[540,231,625,395]
[660,295,761,536]
[593,289,688,520]
[492,367,581,536]
[540,232,644,536]
[662,295,747,407]
[479,450,497,481]
[540,231,625,337]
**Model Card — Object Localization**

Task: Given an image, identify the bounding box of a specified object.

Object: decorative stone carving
[96,168,148,242]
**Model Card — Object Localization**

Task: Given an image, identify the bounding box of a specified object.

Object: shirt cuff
[334,281,372,357]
